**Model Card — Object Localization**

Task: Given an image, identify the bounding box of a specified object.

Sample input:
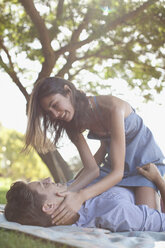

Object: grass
[0,189,7,204]
[0,229,74,248]
[0,178,75,248]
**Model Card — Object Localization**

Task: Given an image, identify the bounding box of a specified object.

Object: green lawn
[0,229,74,248]
[0,178,75,248]
[0,189,7,204]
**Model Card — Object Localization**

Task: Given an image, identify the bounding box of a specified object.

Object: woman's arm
[73,140,106,180]
[94,140,107,166]
[69,108,125,194]
[52,105,126,224]
[77,107,125,200]
[68,133,100,192]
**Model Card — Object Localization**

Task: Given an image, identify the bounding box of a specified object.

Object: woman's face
[40,92,75,122]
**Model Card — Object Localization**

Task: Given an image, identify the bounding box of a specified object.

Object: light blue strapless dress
[88,97,165,190]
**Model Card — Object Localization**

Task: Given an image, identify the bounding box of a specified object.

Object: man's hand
[137,163,161,184]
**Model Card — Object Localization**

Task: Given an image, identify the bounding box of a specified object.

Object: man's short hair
[4,181,52,227]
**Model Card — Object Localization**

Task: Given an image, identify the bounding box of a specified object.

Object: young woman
[25,77,165,225]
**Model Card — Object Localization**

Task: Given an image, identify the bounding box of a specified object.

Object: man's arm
[137,163,165,208]
[78,187,165,232]
[76,180,165,232]
[92,201,165,232]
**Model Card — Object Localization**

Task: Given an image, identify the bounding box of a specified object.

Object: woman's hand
[51,191,84,225]
[137,163,161,183]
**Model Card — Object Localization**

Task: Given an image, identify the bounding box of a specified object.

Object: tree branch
[104,0,159,31]
[0,38,29,101]
[56,52,76,78]
[0,56,30,102]
[56,10,93,77]
[49,0,65,41]
[70,10,92,43]
[19,0,56,79]
[55,0,159,58]
[56,0,65,20]
[68,66,88,81]
[55,8,95,56]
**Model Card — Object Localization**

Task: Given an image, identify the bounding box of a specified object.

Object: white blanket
[0,205,165,248]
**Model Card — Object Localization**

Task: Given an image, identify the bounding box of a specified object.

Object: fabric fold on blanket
[1,210,165,248]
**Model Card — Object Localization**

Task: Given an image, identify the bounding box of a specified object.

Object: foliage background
[0,124,51,181]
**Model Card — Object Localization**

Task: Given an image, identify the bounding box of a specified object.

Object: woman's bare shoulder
[95,95,125,108]
[95,95,132,117]
[95,94,114,104]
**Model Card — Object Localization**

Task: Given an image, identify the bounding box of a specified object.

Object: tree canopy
[0,0,165,181]
[0,0,165,101]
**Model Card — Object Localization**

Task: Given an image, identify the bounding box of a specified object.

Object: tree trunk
[39,150,73,183]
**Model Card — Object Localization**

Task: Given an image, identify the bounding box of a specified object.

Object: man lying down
[4,163,165,232]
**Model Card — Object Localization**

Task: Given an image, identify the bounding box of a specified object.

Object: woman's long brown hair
[24,77,90,154]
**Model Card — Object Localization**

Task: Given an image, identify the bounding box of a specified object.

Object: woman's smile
[40,93,75,122]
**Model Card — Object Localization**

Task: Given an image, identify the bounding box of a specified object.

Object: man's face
[28,177,67,204]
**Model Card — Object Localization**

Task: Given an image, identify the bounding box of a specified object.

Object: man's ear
[42,202,57,214]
